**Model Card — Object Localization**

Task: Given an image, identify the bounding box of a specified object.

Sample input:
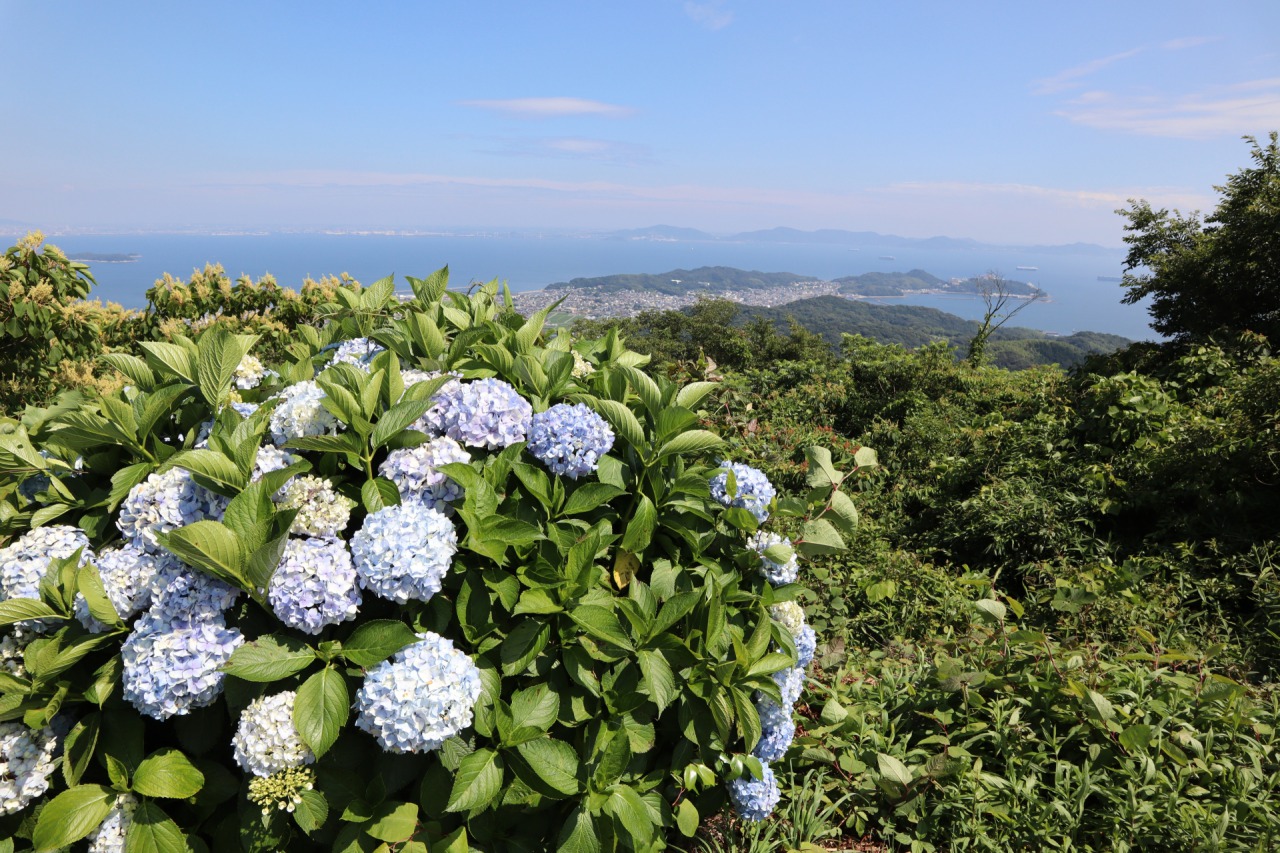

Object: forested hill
[740,295,1131,369]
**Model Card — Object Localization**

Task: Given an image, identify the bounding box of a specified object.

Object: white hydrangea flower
[235,354,266,390]
[350,503,458,604]
[0,633,27,678]
[571,350,595,378]
[273,475,355,538]
[268,538,361,634]
[117,468,228,553]
[75,544,167,632]
[0,720,60,815]
[232,691,315,777]
[269,380,339,445]
[377,438,468,510]
[87,793,136,853]
[769,601,806,637]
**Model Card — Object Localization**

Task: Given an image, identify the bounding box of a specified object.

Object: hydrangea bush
[0,268,866,851]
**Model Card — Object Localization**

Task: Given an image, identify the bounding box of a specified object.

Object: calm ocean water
[51,233,1153,340]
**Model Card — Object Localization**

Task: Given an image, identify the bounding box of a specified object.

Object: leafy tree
[1118,132,1280,341]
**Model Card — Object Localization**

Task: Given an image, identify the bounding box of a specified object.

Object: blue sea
[49,232,1153,341]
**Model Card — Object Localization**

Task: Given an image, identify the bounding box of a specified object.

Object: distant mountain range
[601,224,1116,255]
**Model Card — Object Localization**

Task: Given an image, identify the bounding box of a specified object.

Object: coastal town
[509,279,843,319]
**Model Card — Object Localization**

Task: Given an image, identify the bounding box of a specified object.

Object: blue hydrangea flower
[728,763,781,821]
[795,625,818,669]
[351,503,458,604]
[0,720,61,816]
[773,665,805,708]
[146,561,240,626]
[268,537,361,635]
[378,438,469,510]
[231,401,259,418]
[117,468,228,553]
[354,632,483,754]
[526,403,615,479]
[710,461,776,523]
[232,690,315,777]
[75,544,167,632]
[0,525,92,602]
[423,377,531,449]
[253,445,300,482]
[120,615,244,719]
[269,380,339,445]
[747,532,799,586]
[753,700,796,762]
[330,338,386,371]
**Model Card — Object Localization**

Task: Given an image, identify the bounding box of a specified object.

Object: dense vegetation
[0,135,1277,851]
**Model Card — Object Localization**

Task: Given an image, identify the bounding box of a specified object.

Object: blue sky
[2,1,1278,245]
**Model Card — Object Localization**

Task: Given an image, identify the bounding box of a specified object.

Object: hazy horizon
[3,2,1278,247]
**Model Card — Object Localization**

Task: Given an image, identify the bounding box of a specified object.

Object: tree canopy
[1119,132,1280,341]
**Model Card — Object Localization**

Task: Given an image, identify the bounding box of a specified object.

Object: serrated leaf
[362,477,402,513]
[638,650,676,713]
[157,521,246,589]
[294,666,348,758]
[0,598,61,627]
[621,495,656,555]
[366,801,419,842]
[340,620,417,667]
[569,605,633,651]
[223,634,316,682]
[163,449,246,492]
[133,748,204,799]
[590,400,646,452]
[31,784,116,851]
[124,799,187,853]
[674,381,718,409]
[446,748,502,812]
[138,342,196,383]
[371,398,432,449]
[293,789,328,835]
[515,738,580,796]
[560,482,624,516]
[656,429,723,460]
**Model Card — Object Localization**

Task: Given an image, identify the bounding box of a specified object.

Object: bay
[50,232,1153,340]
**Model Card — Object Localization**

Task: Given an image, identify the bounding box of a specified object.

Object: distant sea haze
[50,232,1153,340]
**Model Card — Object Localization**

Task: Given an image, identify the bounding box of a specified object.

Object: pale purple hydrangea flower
[772,665,805,708]
[269,380,339,445]
[728,764,781,821]
[354,632,482,754]
[795,625,817,669]
[268,537,361,634]
[378,438,468,510]
[145,561,240,627]
[120,613,243,720]
[232,690,315,777]
[423,377,531,449]
[253,445,300,482]
[746,531,799,586]
[710,461,776,523]
[117,468,228,553]
[0,524,92,602]
[231,401,259,418]
[350,504,458,604]
[526,403,615,479]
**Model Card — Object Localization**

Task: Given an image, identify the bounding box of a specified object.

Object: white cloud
[458,97,634,118]
[1032,48,1145,95]
[1055,79,1280,138]
[878,180,1213,213]
[683,1,733,31]
[471,136,654,165]
[1161,36,1219,51]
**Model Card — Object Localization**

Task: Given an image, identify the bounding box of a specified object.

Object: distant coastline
[67,252,140,263]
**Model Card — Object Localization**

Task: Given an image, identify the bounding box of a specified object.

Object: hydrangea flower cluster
[0,720,60,816]
[269,380,339,445]
[354,632,483,754]
[571,350,595,378]
[423,377,531,449]
[147,561,240,626]
[231,401,260,418]
[248,766,315,815]
[330,337,385,370]
[753,700,797,762]
[235,353,266,389]
[710,461,776,523]
[75,544,166,632]
[350,503,457,604]
[728,764,782,822]
[120,613,244,719]
[0,634,26,678]
[770,601,817,669]
[378,438,469,510]
[117,468,228,552]
[0,524,92,602]
[268,537,361,634]
[747,531,799,586]
[86,793,136,853]
[274,475,355,538]
[526,403,615,479]
[253,445,300,482]
[232,691,315,777]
